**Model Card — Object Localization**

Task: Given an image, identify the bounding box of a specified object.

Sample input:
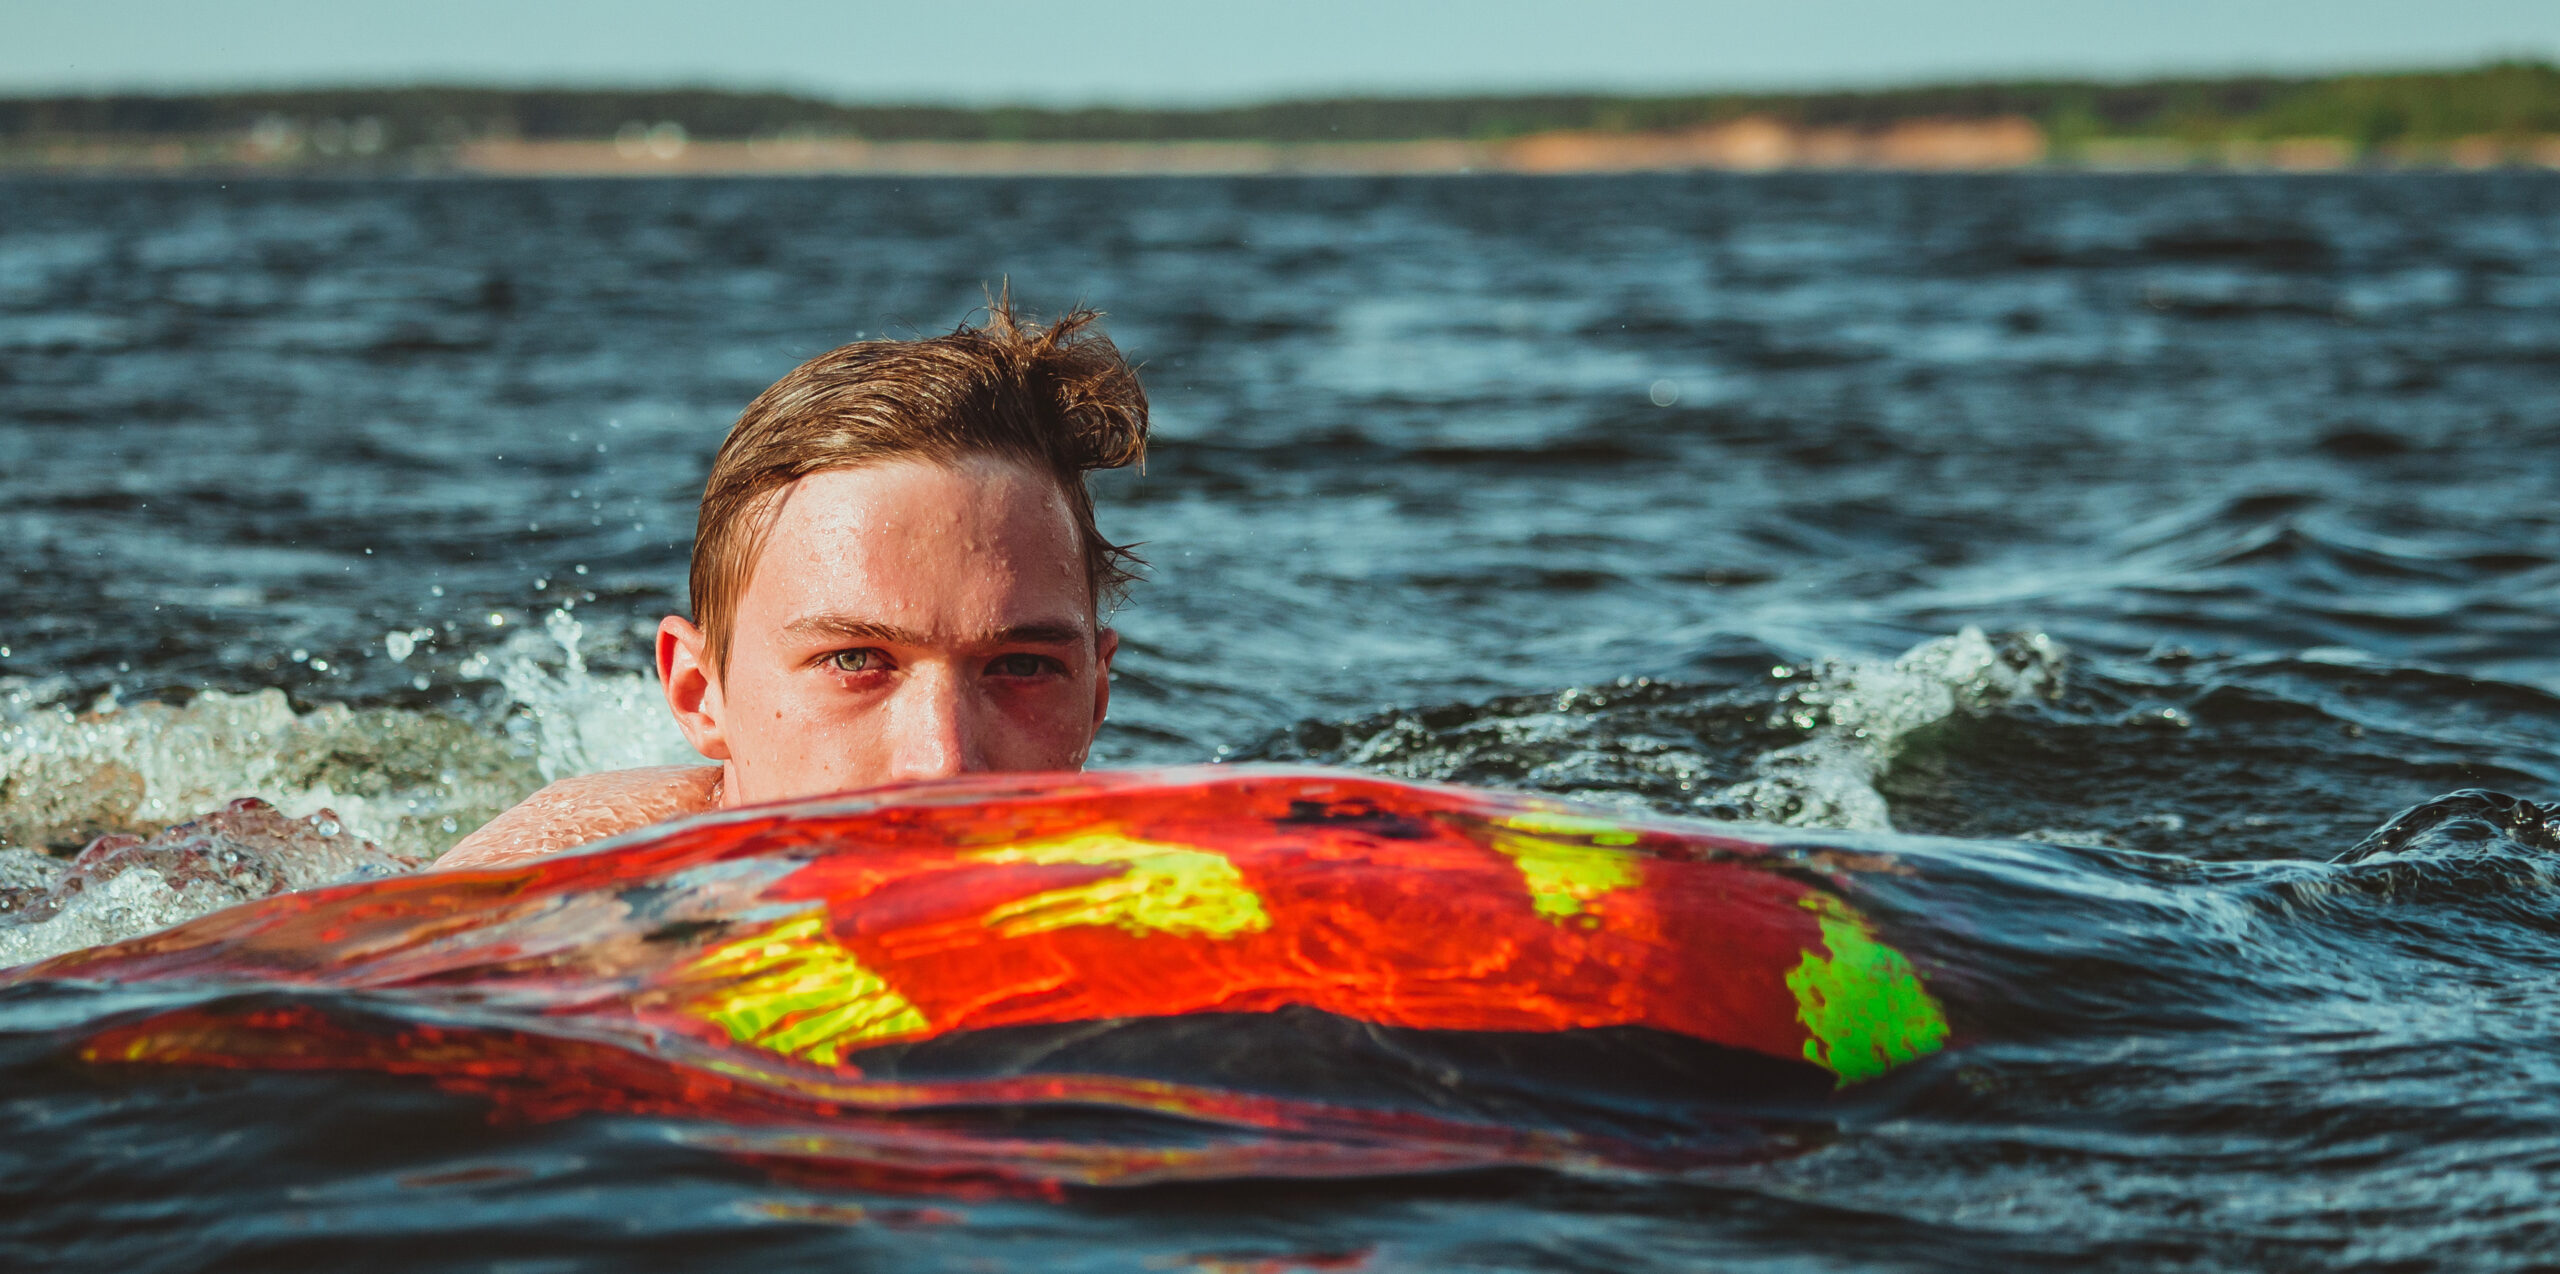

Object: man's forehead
[738,455,1093,626]
[767,456,1071,535]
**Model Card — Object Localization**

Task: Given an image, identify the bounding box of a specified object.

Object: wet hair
[690,297,1148,670]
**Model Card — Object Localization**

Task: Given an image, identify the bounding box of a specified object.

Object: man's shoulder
[434,765,720,871]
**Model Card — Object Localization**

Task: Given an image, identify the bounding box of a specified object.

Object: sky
[9,1,2560,105]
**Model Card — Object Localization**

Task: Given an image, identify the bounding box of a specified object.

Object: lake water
[4,171,2560,1269]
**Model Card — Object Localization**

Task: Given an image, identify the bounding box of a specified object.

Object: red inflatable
[12,767,1951,1194]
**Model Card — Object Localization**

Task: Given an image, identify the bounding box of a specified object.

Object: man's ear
[1090,627,1118,737]
[658,615,732,761]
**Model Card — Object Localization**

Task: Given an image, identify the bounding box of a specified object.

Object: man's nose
[881,665,983,782]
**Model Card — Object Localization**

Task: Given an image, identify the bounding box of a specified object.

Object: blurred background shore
[13,60,2560,176]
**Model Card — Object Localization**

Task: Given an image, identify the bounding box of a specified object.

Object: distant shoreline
[10,63,2560,176]
[443,117,2054,176]
[13,131,2557,177]
[19,124,2560,178]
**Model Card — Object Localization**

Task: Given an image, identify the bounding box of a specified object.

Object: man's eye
[828,648,886,673]
[986,653,1062,678]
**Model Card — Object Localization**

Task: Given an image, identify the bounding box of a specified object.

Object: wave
[8,753,2560,1254]
[1245,627,2067,831]
[7,620,2555,979]
[0,607,693,860]
[0,609,698,963]
[0,797,420,967]
[5,631,2560,1259]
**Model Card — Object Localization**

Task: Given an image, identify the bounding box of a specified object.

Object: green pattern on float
[1786,894,1952,1084]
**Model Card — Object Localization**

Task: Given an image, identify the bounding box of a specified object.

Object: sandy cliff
[446,115,2051,176]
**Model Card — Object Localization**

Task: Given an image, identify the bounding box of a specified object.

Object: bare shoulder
[433,765,721,871]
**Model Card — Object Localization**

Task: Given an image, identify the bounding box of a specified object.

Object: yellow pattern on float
[969,831,1272,940]
[677,911,929,1065]
[1488,814,1643,922]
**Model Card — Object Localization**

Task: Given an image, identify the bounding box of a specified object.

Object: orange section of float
[681,802,1822,1065]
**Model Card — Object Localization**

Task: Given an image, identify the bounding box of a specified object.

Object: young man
[434,303,1147,870]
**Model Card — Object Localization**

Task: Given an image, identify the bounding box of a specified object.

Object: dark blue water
[5,172,2560,1269]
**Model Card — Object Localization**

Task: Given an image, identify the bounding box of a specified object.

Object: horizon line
[5,54,2553,113]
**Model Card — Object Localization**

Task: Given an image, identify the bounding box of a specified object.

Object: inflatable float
[6,767,1952,1195]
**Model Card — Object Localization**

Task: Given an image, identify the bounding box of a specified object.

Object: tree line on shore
[5,61,2557,158]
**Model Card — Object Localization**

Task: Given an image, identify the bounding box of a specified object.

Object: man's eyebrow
[989,621,1090,647]
[780,615,929,646]
[778,615,1089,647]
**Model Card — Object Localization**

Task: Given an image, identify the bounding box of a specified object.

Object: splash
[1712,627,2065,830]
[0,623,2042,970]
[1249,629,2066,833]
[0,608,703,961]
[0,797,422,967]
[0,683,536,861]
[460,608,698,783]
[0,609,693,858]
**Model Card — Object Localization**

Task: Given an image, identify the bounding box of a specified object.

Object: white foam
[0,686,540,861]
[1708,627,2065,831]
[0,608,711,962]
[0,866,239,968]
[0,619,2054,964]
[0,796,430,969]
[0,609,694,867]
[461,607,700,782]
